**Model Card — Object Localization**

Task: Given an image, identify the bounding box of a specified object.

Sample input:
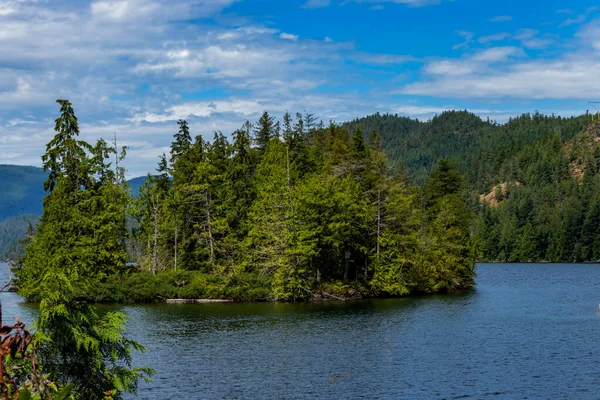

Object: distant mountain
[0,165,46,222]
[0,164,147,222]
[0,165,147,260]
[127,176,147,198]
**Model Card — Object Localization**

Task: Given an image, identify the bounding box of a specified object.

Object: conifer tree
[255,111,275,152]
[17,100,151,399]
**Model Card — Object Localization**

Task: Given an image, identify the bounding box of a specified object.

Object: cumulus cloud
[402,50,600,100]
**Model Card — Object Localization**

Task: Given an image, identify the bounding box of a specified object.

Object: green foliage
[18,385,74,400]
[16,100,151,399]
[86,270,272,303]
[131,113,476,301]
[349,111,600,263]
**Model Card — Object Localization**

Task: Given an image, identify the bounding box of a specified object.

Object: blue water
[2,263,600,399]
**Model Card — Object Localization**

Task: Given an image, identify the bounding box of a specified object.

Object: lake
[1,262,600,399]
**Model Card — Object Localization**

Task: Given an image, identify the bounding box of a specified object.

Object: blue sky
[0,0,598,176]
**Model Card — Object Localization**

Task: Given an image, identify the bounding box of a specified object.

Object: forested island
[15,101,475,303]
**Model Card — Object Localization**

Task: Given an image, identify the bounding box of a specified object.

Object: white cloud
[352,52,416,64]
[453,30,474,50]
[513,28,553,49]
[131,99,274,123]
[478,32,510,44]
[279,32,299,41]
[310,0,441,7]
[91,0,137,20]
[472,47,520,63]
[403,55,600,100]
[423,47,519,77]
[132,45,293,80]
[559,7,597,27]
[0,4,14,16]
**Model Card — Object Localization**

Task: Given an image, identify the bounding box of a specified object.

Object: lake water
[2,262,600,399]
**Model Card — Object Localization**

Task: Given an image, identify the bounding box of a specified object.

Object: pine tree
[170,119,192,166]
[255,111,275,152]
[17,100,151,399]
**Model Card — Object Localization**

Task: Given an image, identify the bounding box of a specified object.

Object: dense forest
[7,108,600,275]
[16,105,475,304]
[349,111,599,262]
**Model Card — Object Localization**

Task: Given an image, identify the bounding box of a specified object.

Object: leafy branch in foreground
[0,302,73,400]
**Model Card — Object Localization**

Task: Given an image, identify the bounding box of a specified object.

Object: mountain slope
[0,165,46,221]
[346,111,590,192]
[0,165,147,222]
[348,111,597,262]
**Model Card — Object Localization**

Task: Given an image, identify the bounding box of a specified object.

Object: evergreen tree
[255,111,275,152]
[17,100,151,399]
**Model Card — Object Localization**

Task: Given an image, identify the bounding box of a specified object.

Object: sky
[0,0,599,177]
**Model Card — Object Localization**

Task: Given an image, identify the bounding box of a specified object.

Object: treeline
[132,111,475,300]
[348,111,598,262]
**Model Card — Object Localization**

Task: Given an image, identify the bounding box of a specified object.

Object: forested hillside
[347,111,590,188]
[348,111,597,262]
[476,122,600,262]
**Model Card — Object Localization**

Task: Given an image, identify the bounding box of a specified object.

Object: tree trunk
[153,203,158,276]
[205,190,215,270]
[344,252,349,282]
[376,188,381,260]
[174,217,178,271]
